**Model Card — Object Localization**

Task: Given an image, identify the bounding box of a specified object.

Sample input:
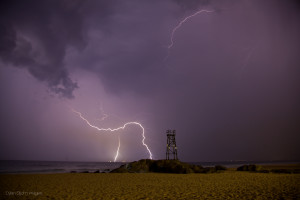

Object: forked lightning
[165,9,214,60]
[72,109,153,161]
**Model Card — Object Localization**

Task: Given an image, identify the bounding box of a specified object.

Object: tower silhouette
[166,130,178,160]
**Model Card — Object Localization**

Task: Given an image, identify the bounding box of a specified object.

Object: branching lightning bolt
[72,109,153,160]
[165,9,214,60]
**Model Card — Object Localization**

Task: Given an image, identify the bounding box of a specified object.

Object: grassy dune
[1,172,299,199]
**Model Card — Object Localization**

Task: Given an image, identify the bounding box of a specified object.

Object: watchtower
[166,130,178,160]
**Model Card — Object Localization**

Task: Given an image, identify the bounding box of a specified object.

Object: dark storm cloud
[74,0,172,95]
[0,0,114,98]
[0,0,175,97]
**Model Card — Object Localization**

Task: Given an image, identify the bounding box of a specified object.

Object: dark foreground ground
[0,168,299,199]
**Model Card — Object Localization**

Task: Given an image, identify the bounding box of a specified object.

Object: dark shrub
[128,159,153,172]
[149,159,192,174]
[248,165,257,171]
[215,165,227,171]
[271,169,293,174]
[237,165,247,171]
[203,167,216,173]
[257,170,269,173]
[237,164,257,171]
[190,165,205,173]
[110,167,128,173]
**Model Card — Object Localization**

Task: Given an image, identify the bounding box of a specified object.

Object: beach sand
[1,171,299,199]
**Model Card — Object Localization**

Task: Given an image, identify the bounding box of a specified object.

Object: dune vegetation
[110,159,226,174]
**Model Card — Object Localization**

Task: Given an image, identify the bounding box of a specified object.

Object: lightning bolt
[114,136,121,162]
[71,109,153,160]
[165,9,214,60]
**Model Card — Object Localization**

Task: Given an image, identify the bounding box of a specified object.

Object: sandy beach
[1,170,299,199]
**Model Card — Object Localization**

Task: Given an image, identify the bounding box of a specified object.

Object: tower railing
[166,129,178,160]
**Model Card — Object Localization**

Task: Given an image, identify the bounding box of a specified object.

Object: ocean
[0,160,124,174]
[0,160,298,174]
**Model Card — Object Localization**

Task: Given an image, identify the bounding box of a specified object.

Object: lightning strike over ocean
[71,109,153,161]
[165,9,214,60]
[114,136,121,162]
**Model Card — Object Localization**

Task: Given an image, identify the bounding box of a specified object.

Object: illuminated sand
[1,172,299,199]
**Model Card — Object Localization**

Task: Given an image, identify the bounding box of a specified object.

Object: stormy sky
[0,0,299,162]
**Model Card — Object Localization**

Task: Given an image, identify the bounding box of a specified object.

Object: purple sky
[0,0,299,162]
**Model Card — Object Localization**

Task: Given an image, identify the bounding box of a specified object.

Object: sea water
[0,160,125,174]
